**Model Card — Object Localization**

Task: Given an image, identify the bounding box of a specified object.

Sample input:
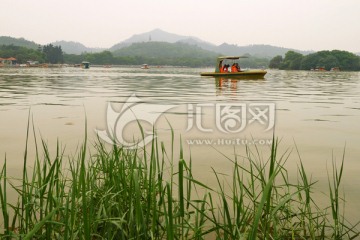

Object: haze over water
[0,67,360,223]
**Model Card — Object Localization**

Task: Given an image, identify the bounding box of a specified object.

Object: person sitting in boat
[231,63,238,72]
[235,63,241,72]
[219,60,224,72]
[223,64,230,72]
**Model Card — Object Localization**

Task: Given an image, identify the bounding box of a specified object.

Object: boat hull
[200,70,267,78]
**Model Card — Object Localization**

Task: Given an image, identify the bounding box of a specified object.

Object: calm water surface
[0,67,359,223]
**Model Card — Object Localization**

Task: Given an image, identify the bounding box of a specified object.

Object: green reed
[0,125,359,239]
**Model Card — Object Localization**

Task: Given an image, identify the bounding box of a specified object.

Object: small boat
[314,67,326,71]
[330,67,340,71]
[200,56,267,78]
[141,64,149,69]
[82,61,90,69]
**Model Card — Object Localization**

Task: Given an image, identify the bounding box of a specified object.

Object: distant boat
[141,64,149,69]
[200,56,267,78]
[330,67,340,71]
[82,61,90,69]
[314,67,326,71]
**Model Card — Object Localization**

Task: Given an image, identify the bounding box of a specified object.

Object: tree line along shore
[1,43,360,70]
[269,50,360,71]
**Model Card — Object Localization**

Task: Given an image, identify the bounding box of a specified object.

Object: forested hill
[108,29,312,58]
[1,29,358,59]
[109,28,212,51]
[51,41,105,54]
[112,42,219,59]
[0,36,39,50]
[0,30,315,58]
[269,50,360,71]
[88,41,267,67]
[217,43,312,58]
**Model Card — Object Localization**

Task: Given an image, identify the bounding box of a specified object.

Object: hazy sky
[1,0,360,52]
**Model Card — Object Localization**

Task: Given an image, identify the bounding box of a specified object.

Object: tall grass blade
[23,207,59,240]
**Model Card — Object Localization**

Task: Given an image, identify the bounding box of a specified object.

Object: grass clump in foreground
[0,128,359,239]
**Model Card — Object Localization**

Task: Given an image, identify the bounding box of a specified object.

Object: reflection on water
[0,67,360,222]
[214,77,266,96]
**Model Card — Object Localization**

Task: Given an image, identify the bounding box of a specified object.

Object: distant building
[7,57,17,65]
[0,57,17,66]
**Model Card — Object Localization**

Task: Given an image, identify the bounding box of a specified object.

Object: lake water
[0,67,359,224]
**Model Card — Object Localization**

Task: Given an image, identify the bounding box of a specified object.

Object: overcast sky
[1,0,359,52]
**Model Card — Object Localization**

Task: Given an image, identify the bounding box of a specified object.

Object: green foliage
[269,55,283,69]
[64,51,115,65]
[42,44,64,64]
[62,42,269,67]
[113,42,218,59]
[112,41,219,67]
[300,52,321,70]
[272,50,360,71]
[63,53,84,64]
[0,124,359,239]
[0,45,45,63]
[318,50,360,71]
[1,40,269,67]
[280,51,304,70]
[83,51,114,64]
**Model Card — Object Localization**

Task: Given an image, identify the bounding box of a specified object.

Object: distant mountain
[217,43,313,58]
[176,37,219,53]
[109,29,313,58]
[0,30,339,59]
[0,37,105,54]
[112,41,219,59]
[51,41,105,54]
[111,41,269,68]
[0,36,39,50]
[109,28,214,52]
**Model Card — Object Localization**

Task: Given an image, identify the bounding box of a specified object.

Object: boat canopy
[217,56,248,60]
[81,61,90,69]
[215,56,248,72]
